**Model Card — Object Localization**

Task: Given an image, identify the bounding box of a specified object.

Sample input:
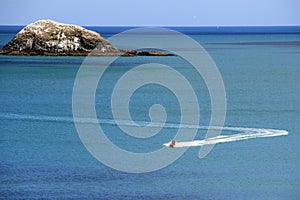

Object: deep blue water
[0,25,300,35]
[0,27,300,199]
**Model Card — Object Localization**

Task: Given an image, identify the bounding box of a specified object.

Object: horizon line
[0,24,300,28]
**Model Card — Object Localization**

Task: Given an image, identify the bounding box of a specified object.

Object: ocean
[0,27,299,199]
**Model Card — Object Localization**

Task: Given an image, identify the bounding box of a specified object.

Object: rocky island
[0,20,174,56]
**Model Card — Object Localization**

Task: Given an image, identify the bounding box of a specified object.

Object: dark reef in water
[0,20,174,57]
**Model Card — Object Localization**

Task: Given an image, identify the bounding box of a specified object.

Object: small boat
[169,140,176,148]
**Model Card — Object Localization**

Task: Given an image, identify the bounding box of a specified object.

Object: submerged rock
[0,20,175,57]
[137,50,175,56]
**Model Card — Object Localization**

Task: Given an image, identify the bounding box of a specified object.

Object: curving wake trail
[163,127,288,147]
[0,113,288,147]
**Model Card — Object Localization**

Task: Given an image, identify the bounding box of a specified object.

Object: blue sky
[1,0,299,26]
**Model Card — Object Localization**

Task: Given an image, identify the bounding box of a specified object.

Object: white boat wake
[163,126,288,147]
[0,113,288,147]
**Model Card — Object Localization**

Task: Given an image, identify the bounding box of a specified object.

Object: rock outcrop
[0,20,175,57]
[0,20,121,56]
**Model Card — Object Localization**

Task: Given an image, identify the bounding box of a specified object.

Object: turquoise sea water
[0,28,300,199]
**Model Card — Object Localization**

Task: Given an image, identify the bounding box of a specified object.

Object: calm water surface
[0,30,299,199]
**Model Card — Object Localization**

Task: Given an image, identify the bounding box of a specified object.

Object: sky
[0,0,299,26]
